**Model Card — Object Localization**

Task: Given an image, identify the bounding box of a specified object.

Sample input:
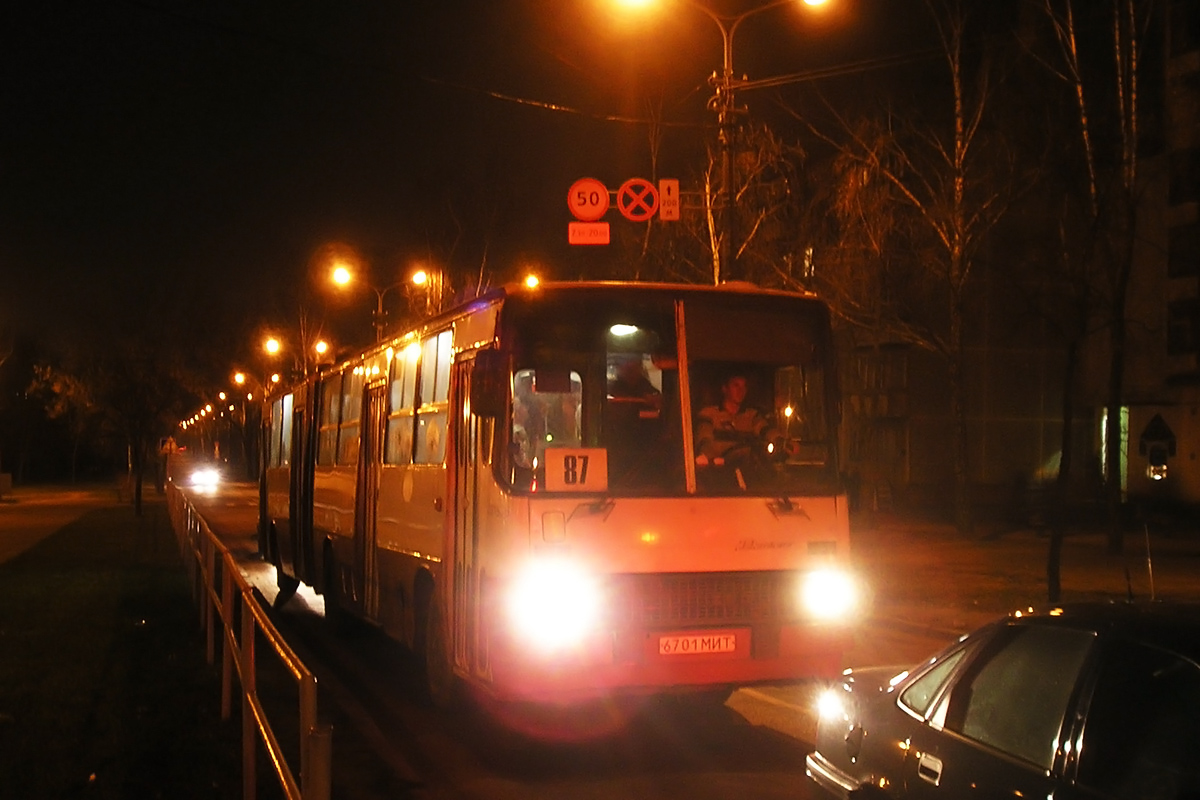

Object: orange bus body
[261,281,860,705]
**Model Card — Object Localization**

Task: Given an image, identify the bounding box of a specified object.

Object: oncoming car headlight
[816,686,849,722]
[800,568,860,622]
[189,467,221,490]
[505,557,602,653]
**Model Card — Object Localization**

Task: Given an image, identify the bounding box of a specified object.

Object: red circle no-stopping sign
[617,178,659,222]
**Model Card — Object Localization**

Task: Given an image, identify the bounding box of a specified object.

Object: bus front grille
[607,571,796,628]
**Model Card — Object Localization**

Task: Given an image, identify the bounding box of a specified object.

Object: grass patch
[0,499,241,799]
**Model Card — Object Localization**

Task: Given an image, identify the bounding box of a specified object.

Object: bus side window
[385,343,418,465]
[318,374,342,467]
[280,393,294,467]
[339,364,363,467]
[416,331,451,465]
[269,397,284,468]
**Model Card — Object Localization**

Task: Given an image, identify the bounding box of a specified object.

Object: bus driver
[695,373,780,466]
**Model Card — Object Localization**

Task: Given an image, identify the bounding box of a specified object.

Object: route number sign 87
[543,448,609,492]
[567,178,610,222]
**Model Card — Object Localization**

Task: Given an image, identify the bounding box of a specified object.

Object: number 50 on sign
[567,178,610,222]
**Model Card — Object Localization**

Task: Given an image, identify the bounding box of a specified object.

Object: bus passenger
[607,355,661,411]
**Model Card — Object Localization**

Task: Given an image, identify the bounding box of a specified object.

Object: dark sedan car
[807,603,1200,800]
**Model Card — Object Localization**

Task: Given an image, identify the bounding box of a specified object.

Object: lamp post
[621,0,827,282]
[411,268,448,317]
[261,335,288,393]
[332,263,394,342]
[332,261,443,342]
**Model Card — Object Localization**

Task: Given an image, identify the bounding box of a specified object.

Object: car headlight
[190,468,220,489]
[816,686,849,722]
[800,568,859,621]
[505,557,602,653]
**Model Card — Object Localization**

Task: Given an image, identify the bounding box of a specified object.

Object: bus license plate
[658,632,737,656]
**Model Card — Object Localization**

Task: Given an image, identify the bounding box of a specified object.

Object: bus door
[450,359,481,675]
[354,382,387,621]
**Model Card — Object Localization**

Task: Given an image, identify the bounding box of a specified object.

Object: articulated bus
[260,281,861,708]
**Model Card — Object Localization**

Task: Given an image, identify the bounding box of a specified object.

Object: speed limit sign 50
[567,177,610,222]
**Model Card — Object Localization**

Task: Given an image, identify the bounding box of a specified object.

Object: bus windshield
[501,289,838,498]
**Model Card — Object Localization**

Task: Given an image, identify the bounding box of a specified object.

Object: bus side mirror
[470,349,506,418]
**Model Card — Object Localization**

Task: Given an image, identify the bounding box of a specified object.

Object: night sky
[1,0,921,369]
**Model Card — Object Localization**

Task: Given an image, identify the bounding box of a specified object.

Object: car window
[1077,641,1200,800]
[947,625,1094,769]
[900,648,968,720]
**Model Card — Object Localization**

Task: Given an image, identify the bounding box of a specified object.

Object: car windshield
[500,289,839,497]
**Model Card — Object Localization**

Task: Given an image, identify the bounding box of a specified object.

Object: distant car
[808,603,1200,800]
[188,463,222,490]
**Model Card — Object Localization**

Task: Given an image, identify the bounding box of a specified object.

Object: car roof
[1003,601,1200,662]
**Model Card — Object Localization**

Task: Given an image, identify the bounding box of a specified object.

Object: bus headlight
[800,568,859,622]
[505,557,602,653]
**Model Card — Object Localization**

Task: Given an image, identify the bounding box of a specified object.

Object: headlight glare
[190,467,220,489]
[801,568,859,621]
[816,687,848,721]
[506,557,602,653]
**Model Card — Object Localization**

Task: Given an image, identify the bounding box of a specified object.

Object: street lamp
[621,0,828,282]
[333,262,444,341]
[411,267,448,317]
[332,260,392,341]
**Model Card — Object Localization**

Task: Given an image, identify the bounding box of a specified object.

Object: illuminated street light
[331,261,433,343]
[410,267,447,318]
[621,0,828,282]
[331,262,352,287]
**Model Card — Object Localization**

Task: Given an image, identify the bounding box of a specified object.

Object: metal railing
[167,483,332,800]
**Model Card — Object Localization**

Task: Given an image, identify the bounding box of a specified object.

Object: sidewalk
[0,487,240,799]
[853,511,1200,641]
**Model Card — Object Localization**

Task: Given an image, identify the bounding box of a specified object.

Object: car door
[1071,640,1200,800]
[902,623,1096,799]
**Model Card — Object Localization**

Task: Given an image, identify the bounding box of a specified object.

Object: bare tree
[1031,0,1156,555]
[793,0,1015,534]
[634,120,811,287]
